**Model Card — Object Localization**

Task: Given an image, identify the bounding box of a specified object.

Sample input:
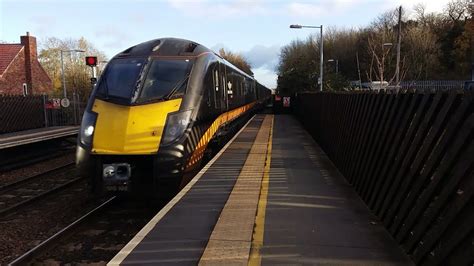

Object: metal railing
[0,93,86,134]
[396,80,467,90]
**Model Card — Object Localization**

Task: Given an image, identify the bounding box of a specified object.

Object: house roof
[0,44,23,76]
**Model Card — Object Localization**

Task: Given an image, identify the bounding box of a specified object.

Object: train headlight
[80,111,98,146]
[84,125,94,137]
[161,110,192,146]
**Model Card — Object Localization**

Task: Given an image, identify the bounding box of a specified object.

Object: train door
[219,63,228,112]
[212,65,220,112]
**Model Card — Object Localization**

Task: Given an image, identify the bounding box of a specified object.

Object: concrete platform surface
[254,115,412,265]
[0,126,79,149]
[109,114,412,266]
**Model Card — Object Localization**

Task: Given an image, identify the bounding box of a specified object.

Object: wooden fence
[295,89,473,265]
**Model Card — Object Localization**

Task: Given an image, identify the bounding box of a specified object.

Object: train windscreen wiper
[101,73,110,99]
[164,75,189,101]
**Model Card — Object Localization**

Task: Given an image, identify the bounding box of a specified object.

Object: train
[76,38,271,196]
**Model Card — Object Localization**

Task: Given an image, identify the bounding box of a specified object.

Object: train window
[137,59,193,103]
[97,58,145,100]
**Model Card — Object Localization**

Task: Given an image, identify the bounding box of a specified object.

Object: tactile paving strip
[199,115,273,265]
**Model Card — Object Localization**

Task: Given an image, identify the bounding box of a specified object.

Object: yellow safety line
[248,115,273,266]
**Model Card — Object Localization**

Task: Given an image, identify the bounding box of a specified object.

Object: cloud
[287,2,325,17]
[210,43,280,71]
[243,44,280,89]
[167,0,267,18]
[253,67,277,89]
[128,12,148,24]
[285,0,447,19]
[285,0,367,18]
[95,26,132,50]
[242,44,280,70]
[210,43,228,53]
[29,15,56,36]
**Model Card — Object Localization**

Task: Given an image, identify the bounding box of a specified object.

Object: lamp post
[327,59,338,74]
[290,24,323,92]
[61,49,85,99]
[380,43,393,90]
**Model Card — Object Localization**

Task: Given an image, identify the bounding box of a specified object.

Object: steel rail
[8,196,117,266]
[0,162,75,191]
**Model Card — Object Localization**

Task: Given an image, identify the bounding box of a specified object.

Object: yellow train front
[76,38,271,196]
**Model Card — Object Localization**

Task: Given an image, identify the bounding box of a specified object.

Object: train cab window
[137,59,193,103]
[97,58,145,100]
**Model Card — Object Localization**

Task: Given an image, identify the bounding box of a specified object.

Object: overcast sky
[0,0,449,88]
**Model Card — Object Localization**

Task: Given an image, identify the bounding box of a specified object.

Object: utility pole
[470,1,474,80]
[395,5,402,86]
[356,52,362,89]
[320,25,324,92]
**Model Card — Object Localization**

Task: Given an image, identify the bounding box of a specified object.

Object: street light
[290,24,324,92]
[327,59,338,74]
[61,49,85,99]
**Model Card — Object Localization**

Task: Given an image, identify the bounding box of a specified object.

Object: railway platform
[0,126,79,150]
[109,114,412,265]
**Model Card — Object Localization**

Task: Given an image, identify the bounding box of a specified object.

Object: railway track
[8,196,117,266]
[0,138,75,172]
[0,162,82,216]
[9,196,163,265]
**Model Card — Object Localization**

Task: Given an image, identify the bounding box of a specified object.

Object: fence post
[76,92,83,125]
[42,94,48,127]
[73,91,78,125]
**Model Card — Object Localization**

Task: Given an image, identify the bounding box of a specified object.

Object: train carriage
[76,38,271,196]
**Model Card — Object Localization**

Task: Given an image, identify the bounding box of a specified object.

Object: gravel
[0,180,106,264]
[0,153,75,186]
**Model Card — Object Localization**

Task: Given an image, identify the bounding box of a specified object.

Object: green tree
[276,0,472,93]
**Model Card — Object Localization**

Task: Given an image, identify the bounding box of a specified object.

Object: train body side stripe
[186,101,256,170]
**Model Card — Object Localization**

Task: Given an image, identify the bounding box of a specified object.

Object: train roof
[115,38,213,58]
[113,37,270,90]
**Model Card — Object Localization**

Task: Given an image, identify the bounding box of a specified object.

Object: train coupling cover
[102,163,131,191]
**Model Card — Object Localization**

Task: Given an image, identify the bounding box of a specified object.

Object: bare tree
[446,0,469,22]
[366,32,395,85]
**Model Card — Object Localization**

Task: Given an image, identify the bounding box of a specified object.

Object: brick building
[0,32,52,95]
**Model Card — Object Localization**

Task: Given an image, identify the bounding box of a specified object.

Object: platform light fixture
[61,49,85,99]
[290,24,324,91]
[327,59,338,74]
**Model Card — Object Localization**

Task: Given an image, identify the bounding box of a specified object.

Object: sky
[0,0,449,89]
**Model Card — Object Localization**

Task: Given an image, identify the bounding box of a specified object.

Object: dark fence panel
[295,90,474,266]
[0,94,85,134]
[0,95,44,133]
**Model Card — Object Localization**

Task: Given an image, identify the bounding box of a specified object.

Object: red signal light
[85,56,98,66]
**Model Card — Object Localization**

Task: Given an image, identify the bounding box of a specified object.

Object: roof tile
[0,44,23,75]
